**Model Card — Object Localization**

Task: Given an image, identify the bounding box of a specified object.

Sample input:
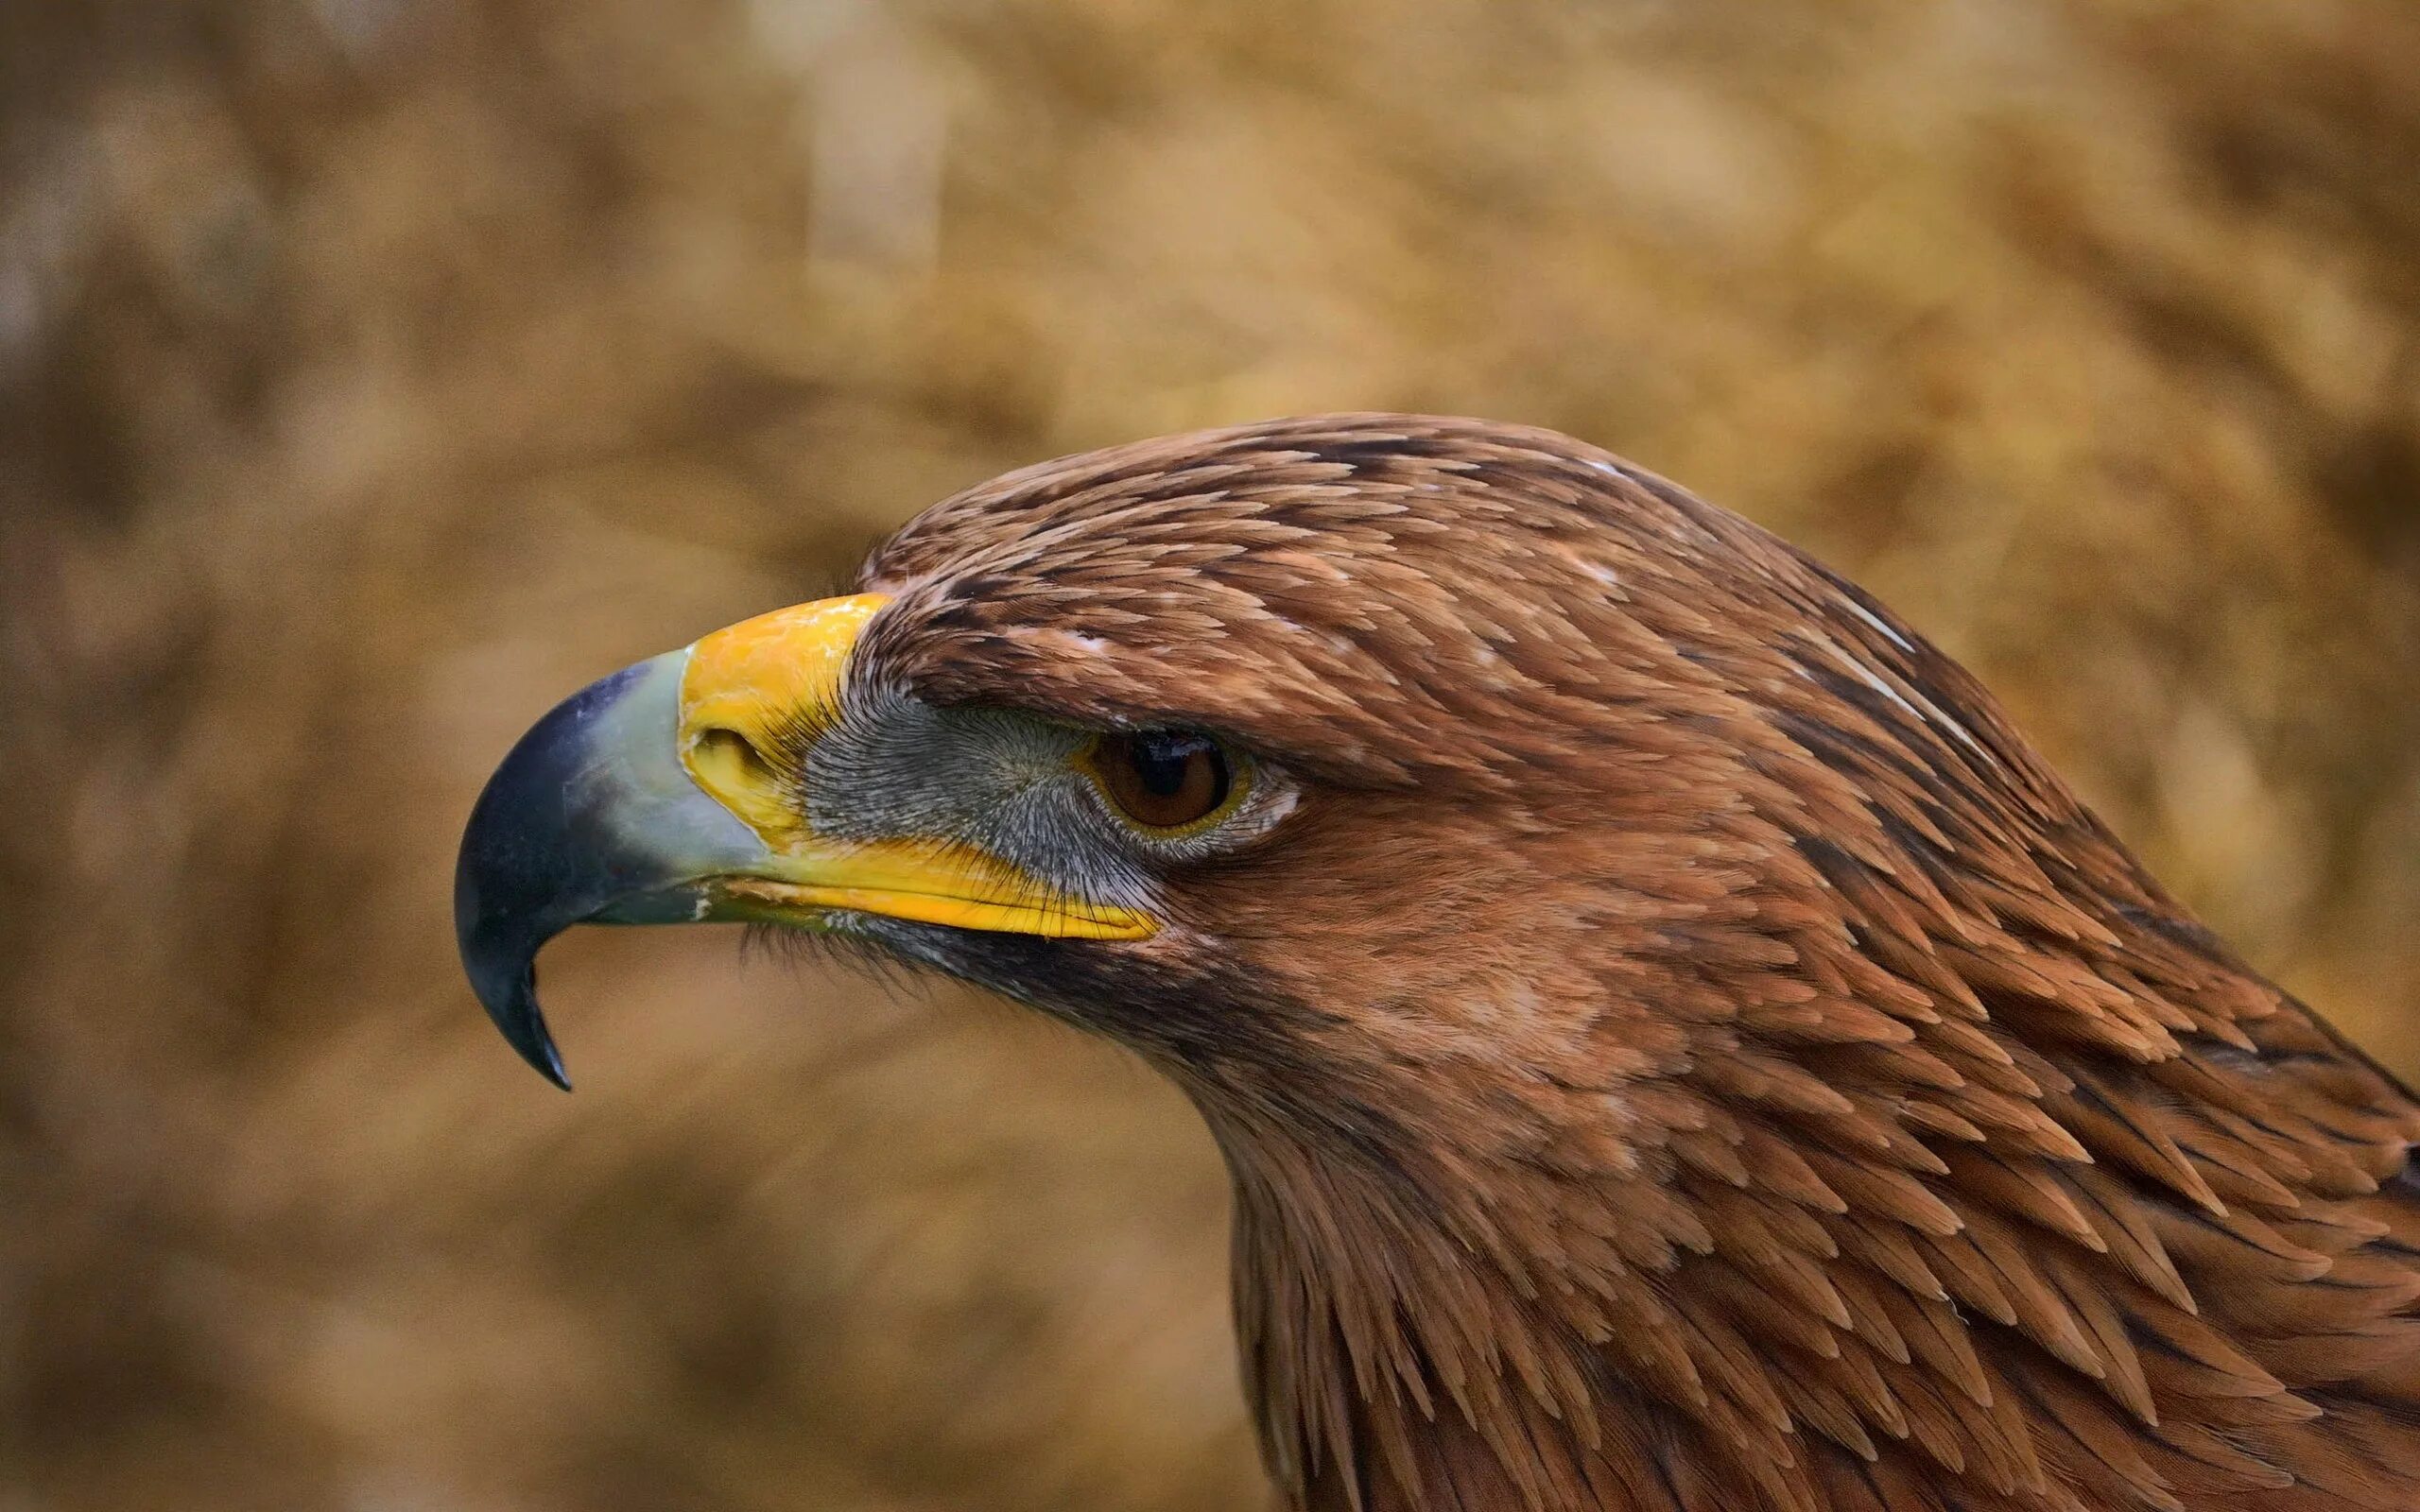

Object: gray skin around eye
[803,687,1167,913]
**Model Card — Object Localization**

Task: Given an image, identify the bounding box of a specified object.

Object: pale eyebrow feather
[1805,634,2001,770]
[1841,595,1916,654]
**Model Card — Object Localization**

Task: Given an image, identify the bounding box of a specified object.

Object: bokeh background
[4,2,2417,1507]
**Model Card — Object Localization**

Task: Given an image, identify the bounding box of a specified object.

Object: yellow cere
[679,593,891,838]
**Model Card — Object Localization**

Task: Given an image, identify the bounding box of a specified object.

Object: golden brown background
[4,2,2416,1507]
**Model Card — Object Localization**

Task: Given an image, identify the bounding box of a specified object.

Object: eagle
[456,415,2420,1512]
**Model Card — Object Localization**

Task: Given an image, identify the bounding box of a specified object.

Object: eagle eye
[1083,730,1240,834]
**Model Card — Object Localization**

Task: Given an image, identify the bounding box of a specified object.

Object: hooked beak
[453,593,1153,1090]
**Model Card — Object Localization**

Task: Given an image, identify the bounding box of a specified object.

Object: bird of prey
[456,415,2420,1512]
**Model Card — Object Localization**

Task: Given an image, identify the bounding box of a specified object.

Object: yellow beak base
[676,594,1155,942]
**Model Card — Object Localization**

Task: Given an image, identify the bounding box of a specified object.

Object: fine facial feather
[832,415,2420,1512]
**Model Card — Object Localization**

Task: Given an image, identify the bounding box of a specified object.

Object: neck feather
[1207,1102,1805,1512]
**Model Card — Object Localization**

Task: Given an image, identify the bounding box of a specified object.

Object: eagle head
[459,416,1842,1128]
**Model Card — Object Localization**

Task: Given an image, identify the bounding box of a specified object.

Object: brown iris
[1084,730,1236,833]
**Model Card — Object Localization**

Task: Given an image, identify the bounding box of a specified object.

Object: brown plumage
[467,414,2420,1511]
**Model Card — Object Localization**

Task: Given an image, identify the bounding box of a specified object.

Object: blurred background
[3,1,2416,1507]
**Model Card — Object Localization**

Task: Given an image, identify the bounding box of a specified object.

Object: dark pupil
[1132,732,1209,799]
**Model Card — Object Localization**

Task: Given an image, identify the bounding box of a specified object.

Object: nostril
[696,726,777,787]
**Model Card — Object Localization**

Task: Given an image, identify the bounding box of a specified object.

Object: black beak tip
[527,1037,575,1093]
[505,995,575,1092]
[461,937,576,1091]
